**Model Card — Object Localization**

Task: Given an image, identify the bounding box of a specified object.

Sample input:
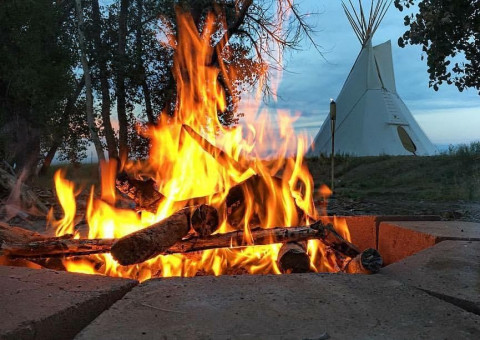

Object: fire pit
[0,11,383,281]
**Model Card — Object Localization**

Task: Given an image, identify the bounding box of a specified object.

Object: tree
[0,0,75,178]
[395,0,480,94]
[75,0,106,162]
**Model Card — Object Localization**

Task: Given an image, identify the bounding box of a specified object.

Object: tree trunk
[39,78,85,176]
[135,0,155,125]
[39,140,61,176]
[75,0,105,161]
[116,0,130,160]
[91,0,118,160]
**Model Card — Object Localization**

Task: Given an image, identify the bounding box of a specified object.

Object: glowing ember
[48,10,352,281]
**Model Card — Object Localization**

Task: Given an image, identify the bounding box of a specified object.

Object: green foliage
[0,0,75,172]
[395,0,480,94]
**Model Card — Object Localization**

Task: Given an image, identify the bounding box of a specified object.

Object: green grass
[35,142,480,204]
[307,145,480,202]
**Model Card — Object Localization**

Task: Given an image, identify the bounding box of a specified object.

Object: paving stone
[378,220,480,264]
[76,273,480,340]
[0,266,137,340]
[382,240,480,315]
[341,215,377,250]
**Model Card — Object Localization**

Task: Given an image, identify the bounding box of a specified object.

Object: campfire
[0,11,381,281]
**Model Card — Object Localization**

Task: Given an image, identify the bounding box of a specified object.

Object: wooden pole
[330,100,336,193]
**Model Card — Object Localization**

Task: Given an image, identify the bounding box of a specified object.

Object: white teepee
[308,0,436,156]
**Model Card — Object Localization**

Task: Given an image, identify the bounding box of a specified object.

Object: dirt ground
[324,196,480,223]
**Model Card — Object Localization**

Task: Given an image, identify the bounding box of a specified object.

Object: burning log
[181,124,251,174]
[2,238,115,258]
[343,248,383,274]
[225,174,310,228]
[115,172,164,212]
[111,204,218,265]
[191,204,219,237]
[0,222,47,245]
[276,242,311,273]
[3,220,366,269]
[165,220,360,257]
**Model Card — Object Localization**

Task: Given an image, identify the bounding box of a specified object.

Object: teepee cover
[309,1,436,156]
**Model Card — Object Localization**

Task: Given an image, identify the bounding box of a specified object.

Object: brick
[0,266,137,340]
[341,215,377,250]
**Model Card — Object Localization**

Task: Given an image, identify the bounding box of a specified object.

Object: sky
[241,0,480,146]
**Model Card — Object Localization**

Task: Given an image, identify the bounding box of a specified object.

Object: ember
[1,9,382,281]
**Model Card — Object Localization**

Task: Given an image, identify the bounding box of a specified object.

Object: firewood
[3,220,363,266]
[181,124,250,174]
[190,204,219,237]
[0,222,47,245]
[1,238,115,258]
[225,174,309,228]
[166,220,360,257]
[115,172,164,212]
[276,242,311,273]
[343,248,383,274]
[111,205,217,265]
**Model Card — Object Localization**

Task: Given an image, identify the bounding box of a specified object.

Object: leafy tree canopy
[395,0,480,94]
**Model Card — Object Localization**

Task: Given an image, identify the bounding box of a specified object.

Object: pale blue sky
[251,0,480,145]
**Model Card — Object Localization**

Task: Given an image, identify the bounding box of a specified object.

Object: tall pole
[330,100,336,193]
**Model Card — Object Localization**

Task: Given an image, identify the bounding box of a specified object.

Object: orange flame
[51,10,351,281]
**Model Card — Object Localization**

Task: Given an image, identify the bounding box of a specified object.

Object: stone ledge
[76,273,480,340]
[381,240,480,315]
[0,266,137,340]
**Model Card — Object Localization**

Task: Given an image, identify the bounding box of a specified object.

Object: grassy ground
[306,143,480,221]
[307,154,480,202]
[35,143,480,222]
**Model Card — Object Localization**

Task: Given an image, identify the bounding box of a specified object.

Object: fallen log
[342,248,383,274]
[3,221,363,267]
[276,242,311,273]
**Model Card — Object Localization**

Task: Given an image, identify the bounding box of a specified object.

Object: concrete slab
[0,266,137,340]
[77,274,480,340]
[378,221,480,264]
[382,240,480,315]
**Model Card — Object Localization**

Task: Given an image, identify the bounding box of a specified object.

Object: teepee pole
[342,0,392,46]
[330,100,337,192]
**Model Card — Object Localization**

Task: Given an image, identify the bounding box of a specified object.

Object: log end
[191,204,219,237]
[360,248,383,273]
[277,242,311,274]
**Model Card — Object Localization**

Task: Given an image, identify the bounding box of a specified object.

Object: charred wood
[2,238,113,258]
[191,204,219,237]
[0,222,49,245]
[343,248,383,274]
[3,220,363,270]
[276,242,310,273]
[111,205,217,265]
[115,172,164,212]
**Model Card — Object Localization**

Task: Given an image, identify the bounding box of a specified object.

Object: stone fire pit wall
[1,217,479,339]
